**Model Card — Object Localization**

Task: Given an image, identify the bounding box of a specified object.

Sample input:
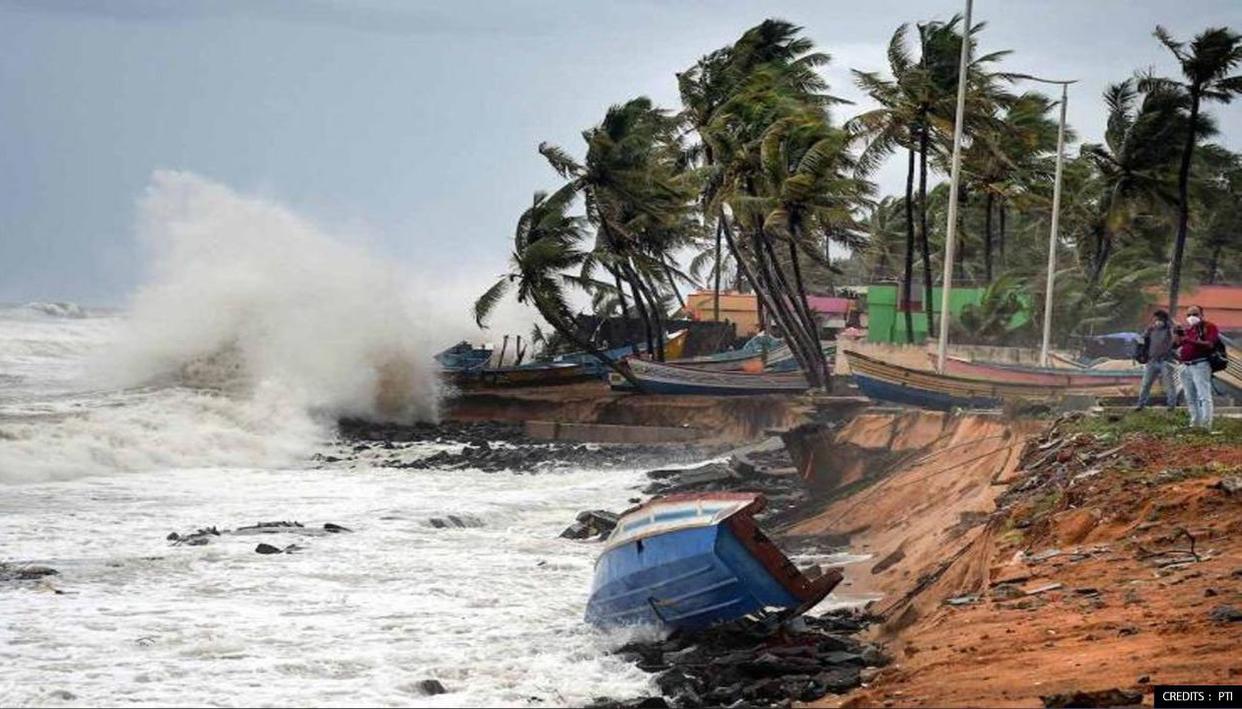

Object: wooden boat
[448,362,594,389]
[668,348,766,372]
[434,342,491,371]
[934,354,1144,388]
[613,358,810,396]
[846,350,1141,410]
[585,492,842,631]
[551,330,689,378]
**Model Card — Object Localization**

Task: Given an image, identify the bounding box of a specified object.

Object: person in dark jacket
[1135,309,1176,410]
[1174,304,1220,429]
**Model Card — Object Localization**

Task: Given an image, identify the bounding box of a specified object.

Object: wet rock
[0,563,60,582]
[1209,604,1242,623]
[1041,688,1143,708]
[254,543,283,555]
[323,523,352,533]
[415,679,447,696]
[559,521,592,540]
[562,510,619,539]
[429,514,484,529]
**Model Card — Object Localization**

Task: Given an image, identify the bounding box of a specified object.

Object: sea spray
[108,170,442,422]
[0,171,442,482]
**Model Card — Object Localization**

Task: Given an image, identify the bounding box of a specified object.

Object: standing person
[1135,309,1177,411]
[1174,305,1220,429]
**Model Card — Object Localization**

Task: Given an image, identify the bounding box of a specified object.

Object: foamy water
[0,172,663,706]
[0,304,658,707]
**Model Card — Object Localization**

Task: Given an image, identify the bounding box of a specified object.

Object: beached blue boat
[434,341,492,371]
[845,350,1141,411]
[585,493,841,632]
[613,358,811,396]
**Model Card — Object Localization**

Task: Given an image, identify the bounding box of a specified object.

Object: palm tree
[474,188,642,389]
[1141,26,1242,315]
[859,196,907,280]
[540,97,699,360]
[1078,79,1185,289]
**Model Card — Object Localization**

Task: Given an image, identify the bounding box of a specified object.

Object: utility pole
[935,0,973,373]
[1012,74,1077,366]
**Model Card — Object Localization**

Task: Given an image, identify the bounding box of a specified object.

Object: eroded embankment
[446,383,824,443]
[784,410,1242,708]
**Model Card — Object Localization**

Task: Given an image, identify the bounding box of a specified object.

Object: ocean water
[0,303,658,707]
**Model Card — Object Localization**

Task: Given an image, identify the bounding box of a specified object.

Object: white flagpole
[935,0,973,373]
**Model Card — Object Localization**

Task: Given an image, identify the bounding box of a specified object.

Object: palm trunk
[754,229,825,388]
[713,219,723,321]
[636,268,668,361]
[626,271,655,359]
[534,296,644,391]
[918,121,935,338]
[1168,91,1200,318]
[998,200,1007,268]
[788,233,829,383]
[498,335,509,367]
[1208,244,1221,285]
[661,259,687,312]
[984,192,994,283]
[720,212,821,387]
[902,145,917,343]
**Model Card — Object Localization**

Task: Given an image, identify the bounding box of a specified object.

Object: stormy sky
[2,0,1239,304]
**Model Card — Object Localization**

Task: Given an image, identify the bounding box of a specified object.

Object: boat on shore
[846,350,1141,410]
[585,492,842,632]
[613,358,811,396]
[447,362,594,388]
[933,354,1144,388]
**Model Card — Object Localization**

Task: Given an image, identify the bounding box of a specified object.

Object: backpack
[1133,333,1150,365]
[1209,336,1229,373]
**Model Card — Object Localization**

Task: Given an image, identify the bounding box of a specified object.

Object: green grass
[1061,408,1242,443]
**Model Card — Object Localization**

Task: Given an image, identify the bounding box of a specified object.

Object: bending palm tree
[1141,26,1242,315]
[474,188,643,390]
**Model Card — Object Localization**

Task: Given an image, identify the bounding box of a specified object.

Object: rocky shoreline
[332,418,726,473]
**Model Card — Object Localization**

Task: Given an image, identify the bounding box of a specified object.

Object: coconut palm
[473,188,642,388]
[1141,26,1242,315]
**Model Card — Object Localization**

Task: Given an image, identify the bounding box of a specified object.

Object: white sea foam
[0,171,444,483]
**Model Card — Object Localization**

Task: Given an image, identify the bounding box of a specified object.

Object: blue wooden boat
[846,350,1140,411]
[612,358,811,396]
[434,342,492,371]
[585,493,842,632]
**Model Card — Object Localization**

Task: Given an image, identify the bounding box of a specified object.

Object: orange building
[1150,285,1242,332]
[683,291,762,336]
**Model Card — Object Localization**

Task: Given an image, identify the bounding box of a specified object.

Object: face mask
[1187,315,1201,327]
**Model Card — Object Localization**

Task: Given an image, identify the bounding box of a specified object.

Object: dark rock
[323,523,352,533]
[429,515,483,529]
[1209,604,1242,623]
[560,521,592,540]
[254,543,283,555]
[415,679,447,696]
[815,666,862,693]
[1041,688,1143,708]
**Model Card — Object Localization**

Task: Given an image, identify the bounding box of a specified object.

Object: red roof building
[1150,285,1242,332]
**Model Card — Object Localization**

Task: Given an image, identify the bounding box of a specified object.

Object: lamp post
[1011,74,1077,367]
[934,0,974,373]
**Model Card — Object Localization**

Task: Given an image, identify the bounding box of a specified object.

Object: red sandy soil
[795,417,1242,708]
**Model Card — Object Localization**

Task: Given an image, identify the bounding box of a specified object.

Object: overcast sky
[2,0,1239,305]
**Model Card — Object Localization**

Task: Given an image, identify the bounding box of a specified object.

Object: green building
[864,283,1031,344]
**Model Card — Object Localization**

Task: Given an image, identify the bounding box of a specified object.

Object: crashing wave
[22,302,88,318]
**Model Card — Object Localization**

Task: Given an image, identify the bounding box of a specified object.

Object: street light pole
[934,0,973,373]
[1010,75,1077,367]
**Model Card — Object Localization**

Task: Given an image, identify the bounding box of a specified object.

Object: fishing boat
[934,354,1144,388]
[448,362,594,389]
[613,358,811,396]
[434,341,492,371]
[585,492,842,632]
[551,330,689,378]
[846,350,1141,410]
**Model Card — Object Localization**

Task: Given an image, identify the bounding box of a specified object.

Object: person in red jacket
[1174,304,1220,429]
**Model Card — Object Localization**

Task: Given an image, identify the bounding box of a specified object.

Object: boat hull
[614,358,810,396]
[846,350,1142,410]
[937,354,1144,389]
[586,493,839,632]
[449,363,594,388]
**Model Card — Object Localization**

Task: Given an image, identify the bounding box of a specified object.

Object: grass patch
[1062,408,1242,442]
